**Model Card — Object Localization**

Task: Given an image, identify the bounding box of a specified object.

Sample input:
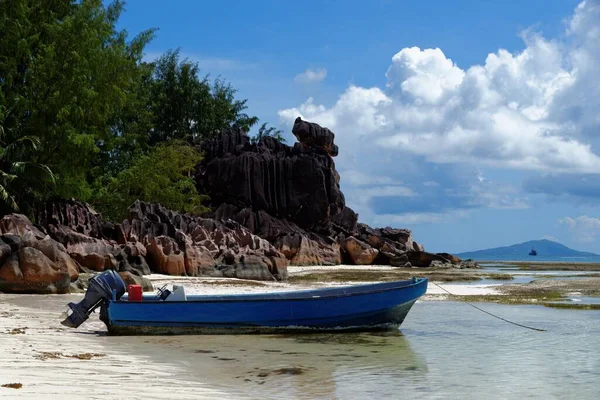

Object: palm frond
[0,184,19,211]
[10,162,56,184]
[2,136,42,162]
[0,169,17,185]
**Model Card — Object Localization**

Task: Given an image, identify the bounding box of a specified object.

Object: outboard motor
[61,270,126,328]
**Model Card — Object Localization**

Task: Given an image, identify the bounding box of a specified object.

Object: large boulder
[114,243,151,276]
[406,251,451,268]
[356,224,417,253]
[0,214,45,239]
[275,233,341,266]
[292,116,339,157]
[146,236,186,276]
[0,217,80,294]
[343,237,379,265]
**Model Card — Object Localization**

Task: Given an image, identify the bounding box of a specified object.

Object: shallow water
[8,295,600,399]
[97,301,600,399]
[550,296,600,305]
[482,267,596,276]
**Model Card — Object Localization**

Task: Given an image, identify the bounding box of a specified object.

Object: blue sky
[115,0,600,254]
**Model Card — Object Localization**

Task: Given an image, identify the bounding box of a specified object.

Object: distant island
[456,239,599,261]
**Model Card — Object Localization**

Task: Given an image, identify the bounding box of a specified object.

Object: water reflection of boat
[529,247,537,256]
[137,331,428,400]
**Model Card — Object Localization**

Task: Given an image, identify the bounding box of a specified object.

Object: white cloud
[293,68,328,84]
[277,1,600,226]
[560,215,600,242]
[279,1,600,174]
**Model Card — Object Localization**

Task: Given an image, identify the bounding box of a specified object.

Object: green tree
[0,107,55,216]
[91,142,209,222]
[0,0,155,202]
[148,49,258,145]
[250,123,286,144]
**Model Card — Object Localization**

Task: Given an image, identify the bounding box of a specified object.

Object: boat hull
[101,278,427,335]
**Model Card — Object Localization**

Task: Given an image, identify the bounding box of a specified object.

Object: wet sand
[0,294,232,399]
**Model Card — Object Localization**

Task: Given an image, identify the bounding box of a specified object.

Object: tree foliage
[250,123,286,144]
[148,50,258,145]
[0,107,55,215]
[0,0,156,202]
[0,0,278,220]
[92,142,209,222]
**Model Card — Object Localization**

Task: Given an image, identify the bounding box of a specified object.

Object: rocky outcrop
[343,237,379,265]
[197,125,345,235]
[37,200,123,273]
[196,123,361,265]
[33,199,289,284]
[0,215,79,294]
[192,119,466,268]
[123,201,288,281]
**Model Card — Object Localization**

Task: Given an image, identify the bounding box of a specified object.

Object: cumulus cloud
[560,215,600,242]
[293,68,328,84]
[277,1,600,225]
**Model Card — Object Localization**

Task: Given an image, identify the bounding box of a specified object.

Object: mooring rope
[430,281,547,332]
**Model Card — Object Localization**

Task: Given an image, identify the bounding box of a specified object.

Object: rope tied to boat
[430,281,547,332]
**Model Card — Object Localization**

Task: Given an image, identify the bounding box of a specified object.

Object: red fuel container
[127,284,143,302]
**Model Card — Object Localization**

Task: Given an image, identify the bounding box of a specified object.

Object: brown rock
[366,234,382,249]
[119,271,154,292]
[182,240,216,276]
[146,236,186,276]
[268,255,289,280]
[55,251,80,281]
[436,252,461,264]
[0,253,21,282]
[15,247,70,293]
[275,233,340,266]
[406,251,451,268]
[21,232,59,263]
[380,251,410,267]
[65,240,118,272]
[344,237,379,265]
[0,214,45,239]
[126,201,287,280]
[0,238,13,266]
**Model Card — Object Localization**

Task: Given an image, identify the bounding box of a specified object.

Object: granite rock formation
[196,117,464,268]
[37,199,288,282]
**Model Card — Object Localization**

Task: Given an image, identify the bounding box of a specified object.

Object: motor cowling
[61,270,126,328]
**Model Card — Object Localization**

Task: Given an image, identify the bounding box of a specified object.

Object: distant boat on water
[529,247,537,256]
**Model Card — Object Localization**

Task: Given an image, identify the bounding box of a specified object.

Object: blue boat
[61,270,427,335]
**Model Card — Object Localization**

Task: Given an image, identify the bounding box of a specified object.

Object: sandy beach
[3,264,599,398]
[0,293,236,399]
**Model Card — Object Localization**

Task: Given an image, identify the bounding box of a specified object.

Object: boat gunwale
[111,277,428,304]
